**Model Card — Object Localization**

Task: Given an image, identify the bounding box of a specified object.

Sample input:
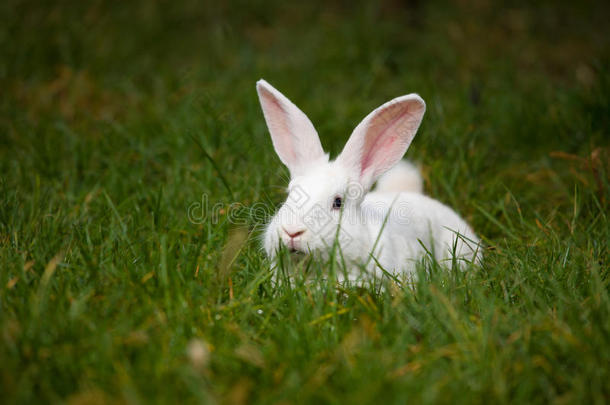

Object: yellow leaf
[141,272,154,283]
[7,277,18,289]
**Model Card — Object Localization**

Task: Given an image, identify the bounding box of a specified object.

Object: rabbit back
[361,192,481,274]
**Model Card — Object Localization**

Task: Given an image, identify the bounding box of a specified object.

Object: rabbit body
[256,79,481,281]
[359,190,480,277]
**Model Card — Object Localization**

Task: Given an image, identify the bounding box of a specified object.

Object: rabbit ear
[256,79,326,177]
[337,94,425,190]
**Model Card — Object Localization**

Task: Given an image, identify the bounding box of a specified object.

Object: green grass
[1,0,609,403]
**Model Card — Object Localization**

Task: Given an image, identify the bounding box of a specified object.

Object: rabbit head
[256,79,425,261]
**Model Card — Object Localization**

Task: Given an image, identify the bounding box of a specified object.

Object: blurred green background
[2,0,608,213]
[1,0,609,404]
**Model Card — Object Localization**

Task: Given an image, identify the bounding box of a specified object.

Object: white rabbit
[256,79,481,282]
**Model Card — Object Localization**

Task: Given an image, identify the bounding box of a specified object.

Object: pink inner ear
[261,90,297,162]
[360,106,413,176]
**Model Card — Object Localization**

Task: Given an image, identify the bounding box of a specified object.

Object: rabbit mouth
[289,247,307,256]
[286,248,309,266]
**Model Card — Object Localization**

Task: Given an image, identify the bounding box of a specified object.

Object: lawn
[1,0,609,403]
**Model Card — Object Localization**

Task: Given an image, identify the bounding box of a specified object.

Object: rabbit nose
[283,227,305,239]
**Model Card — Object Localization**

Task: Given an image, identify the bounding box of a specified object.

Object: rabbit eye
[332,196,343,210]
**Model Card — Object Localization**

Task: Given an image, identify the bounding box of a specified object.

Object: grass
[1,0,609,403]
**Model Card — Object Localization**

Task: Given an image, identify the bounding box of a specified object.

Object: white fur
[256,79,482,282]
[375,160,423,194]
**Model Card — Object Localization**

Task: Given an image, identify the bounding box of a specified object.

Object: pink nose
[283,228,305,239]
